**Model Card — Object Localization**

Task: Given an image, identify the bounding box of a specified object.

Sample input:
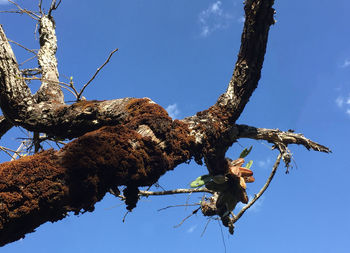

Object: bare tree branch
[235,124,331,153]
[139,188,213,196]
[234,124,330,169]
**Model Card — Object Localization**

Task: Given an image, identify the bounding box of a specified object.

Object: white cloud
[198,1,233,37]
[341,59,350,68]
[165,103,180,119]
[257,157,272,169]
[335,97,344,108]
[210,1,223,15]
[335,94,350,117]
[186,224,197,233]
[0,0,10,5]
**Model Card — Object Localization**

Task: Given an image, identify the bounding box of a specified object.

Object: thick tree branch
[35,15,64,104]
[0,116,13,139]
[0,112,197,246]
[182,0,275,173]
[218,0,275,122]
[235,124,331,153]
[233,124,330,169]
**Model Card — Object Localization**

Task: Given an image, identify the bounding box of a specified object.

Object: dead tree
[0,0,330,247]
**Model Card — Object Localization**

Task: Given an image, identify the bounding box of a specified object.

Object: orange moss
[0,150,68,246]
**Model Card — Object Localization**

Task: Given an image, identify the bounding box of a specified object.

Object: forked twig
[48,0,62,17]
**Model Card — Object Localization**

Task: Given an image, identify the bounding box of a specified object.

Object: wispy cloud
[165,103,180,119]
[0,0,10,5]
[335,94,350,117]
[198,1,233,37]
[257,157,272,169]
[186,224,197,233]
[341,59,350,68]
[335,97,344,108]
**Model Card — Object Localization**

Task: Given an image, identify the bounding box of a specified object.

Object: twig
[20,55,37,66]
[21,68,41,76]
[218,219,227,253]
[232,153,282,223]
[8,39,38,55]
[48,0,62,17]
[38,0,43,15]
[157,204,200,212]
[0,146,15,159]
[8,0,40,20]
[174,207,200,228]
[139,188,213,197]
[200,218,211,237]
[59,85,78,99]
[18,76,78,98]
[78,48,118,100]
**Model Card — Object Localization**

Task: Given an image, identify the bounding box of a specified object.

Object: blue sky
[0,0,349,252]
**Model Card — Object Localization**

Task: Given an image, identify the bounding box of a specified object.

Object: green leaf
[239,146,253,158]
[245,160,253,169]
[190,174,212,188]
